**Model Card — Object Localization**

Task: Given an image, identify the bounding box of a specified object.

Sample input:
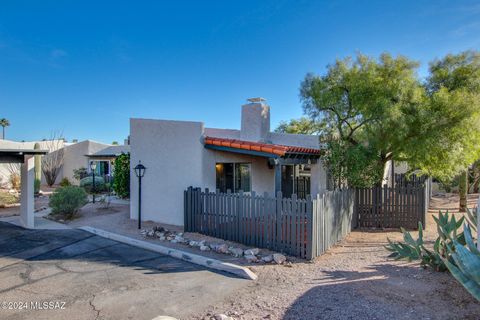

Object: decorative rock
[177,232,183,236]
[215,244,229,254]
[159,236,166,241]
[200,245,211,251]
[213,314,233,320]
[154,226,166,232]
[261,255,273,263]
[147,230,155,237]
[189,240,199,247]
[244,248,260,256]
[228,247,244,257]
[170,239,178,243]
[273,253,286,264]
[174,235,185,243]
[154,231,164,238]
[244,254,258,263]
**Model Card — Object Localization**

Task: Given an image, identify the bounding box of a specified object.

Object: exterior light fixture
[90,161,97,203]
[134,161,146,229]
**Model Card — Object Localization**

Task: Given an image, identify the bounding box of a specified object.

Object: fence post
[276,191,282,252]
[306,195,313,260]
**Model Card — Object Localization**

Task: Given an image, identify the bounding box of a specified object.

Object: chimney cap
[247,97,266,103]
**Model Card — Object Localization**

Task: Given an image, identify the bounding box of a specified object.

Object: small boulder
[159,236,166,241]
[244,254,258,263]
[215,244,229,254]
[273,253,286,264]
[244,248,260,256]
[261,255,274,263]
[174,235,185,243]
[200,245,211,251]
[189,240,199,247]
[228,247,244,257]
[147,230,155,237]
[213,314,233,320]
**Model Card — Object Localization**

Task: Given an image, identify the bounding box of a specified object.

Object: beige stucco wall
[130,119,206,226]
[61,140,110,185]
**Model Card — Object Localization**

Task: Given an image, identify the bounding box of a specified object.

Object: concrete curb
[78,226,258,281]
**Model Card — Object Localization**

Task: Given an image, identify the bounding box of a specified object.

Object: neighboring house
[61,140,114,184]
[0,139,65,187]
[130,98,328,226]
[86,144,130,180]
[0,139,129,188]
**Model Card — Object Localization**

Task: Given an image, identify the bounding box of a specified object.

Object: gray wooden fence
[184,187,355,259]
[355,182,430,230]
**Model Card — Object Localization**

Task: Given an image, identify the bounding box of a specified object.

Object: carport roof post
[0,141,48,228]
[20,155,35,228]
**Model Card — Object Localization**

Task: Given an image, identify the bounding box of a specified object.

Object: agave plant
[385,211,465,272]
[443,225,480,301]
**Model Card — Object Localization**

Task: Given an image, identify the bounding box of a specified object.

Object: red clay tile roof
[204,136,321,157]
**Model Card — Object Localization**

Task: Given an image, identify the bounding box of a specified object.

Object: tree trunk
[459,169,468,212]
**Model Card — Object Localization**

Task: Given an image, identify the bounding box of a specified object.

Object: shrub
[73,167,87,181]
[59,177,72,187]
[49,186,87,218]
[444,225,480,301]
[10,173,20,190]
[386,208,480,301]
[0,191,19,207]
[80,176,106,193]
[113,153,130,198]
[385,211,466,271]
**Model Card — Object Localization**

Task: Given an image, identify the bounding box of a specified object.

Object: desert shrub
[59,177,72,187]
[73,167,88,181]
[9,173,20,190]
[80,176,106,193]
[0,191,19,207]
[49,186,87,218]
[386,211,466,271]
[112,153,130,198]
[386,209,479,301]
[34,179,41,194]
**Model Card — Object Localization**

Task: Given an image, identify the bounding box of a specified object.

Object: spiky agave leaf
[443,238,480,301]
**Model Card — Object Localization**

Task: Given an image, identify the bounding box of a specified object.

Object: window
[215,163,251,193]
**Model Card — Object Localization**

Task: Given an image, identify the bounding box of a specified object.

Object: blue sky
[1,0,479,143]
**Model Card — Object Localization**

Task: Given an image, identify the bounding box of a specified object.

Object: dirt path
[193,194,480,320]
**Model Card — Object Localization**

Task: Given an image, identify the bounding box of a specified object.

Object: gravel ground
[58,194,480,319]
[191,193,480,320]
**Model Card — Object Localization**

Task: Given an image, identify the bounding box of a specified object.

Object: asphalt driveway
[0,222,247,320]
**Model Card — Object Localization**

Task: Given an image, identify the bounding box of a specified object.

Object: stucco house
[130,98,328,226]
[0,139,128,188]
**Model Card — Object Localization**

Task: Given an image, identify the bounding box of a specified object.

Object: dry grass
[0,191,19,207]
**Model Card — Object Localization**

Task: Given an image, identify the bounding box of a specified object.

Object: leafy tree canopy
[274,117,324,135]
[279,51,480,187]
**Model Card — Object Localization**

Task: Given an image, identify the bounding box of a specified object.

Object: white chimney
[240,97,270,142]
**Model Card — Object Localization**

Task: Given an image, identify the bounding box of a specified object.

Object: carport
[0,140,47,228]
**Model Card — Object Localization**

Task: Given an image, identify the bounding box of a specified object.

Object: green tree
[300,53,424,187]
[298,51,480,189]
[275,117,324,135]
[112,153,130,198]
[419,51,480,211]
[0,118,10,139]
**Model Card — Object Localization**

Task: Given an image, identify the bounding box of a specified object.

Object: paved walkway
[0,222,247,320]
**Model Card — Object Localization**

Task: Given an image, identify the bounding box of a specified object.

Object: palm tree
[0,118,10,139]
